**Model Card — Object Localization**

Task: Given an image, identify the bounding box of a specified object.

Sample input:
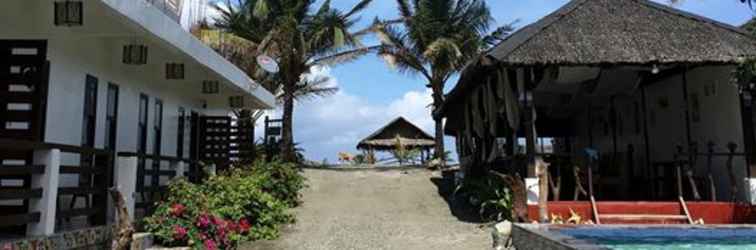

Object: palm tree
[214,0,377,162]
[374,0,494,164]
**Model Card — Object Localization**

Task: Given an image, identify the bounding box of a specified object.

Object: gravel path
[241,168,490,250]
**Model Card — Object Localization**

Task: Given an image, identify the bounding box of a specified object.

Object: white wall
[570,66,748,201]
[0,0,250,189]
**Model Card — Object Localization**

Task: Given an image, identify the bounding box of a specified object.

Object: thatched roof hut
[439,0,756,118]
[490,0,756,66]
[357,117,435,151]
[434,0,756,200]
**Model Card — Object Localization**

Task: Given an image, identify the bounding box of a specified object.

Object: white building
[0,0,275,240]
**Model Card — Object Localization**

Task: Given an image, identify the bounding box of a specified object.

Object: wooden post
[687,142,701,200]
[681,69,695,175]
[675,145,684,198]
[707,142,717,201]
[640,85,653,195]
[727,142,739,201]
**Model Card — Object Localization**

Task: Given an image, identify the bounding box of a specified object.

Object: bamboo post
[573,165,587,201]
[679,196,694,224]
[687,142,701,200]
[727,142,739,201]
[707,142,717,201]
[675,145,684,198]
[586,149,597,199]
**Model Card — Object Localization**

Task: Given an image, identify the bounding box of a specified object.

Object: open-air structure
[357,117,435,164]
[437,0,756,224]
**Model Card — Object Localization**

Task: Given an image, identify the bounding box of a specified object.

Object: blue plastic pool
[559,227,756,250]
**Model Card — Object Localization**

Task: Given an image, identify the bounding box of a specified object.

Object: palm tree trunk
[281,83,296,162]
[434,118,445,162]
[431,81,446,165]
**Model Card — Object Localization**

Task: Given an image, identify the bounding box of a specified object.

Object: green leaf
[253,0,270,19]
[333,27,345,48]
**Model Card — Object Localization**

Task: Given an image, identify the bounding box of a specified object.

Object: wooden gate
[0,40,49,236]
[199,115,255,170]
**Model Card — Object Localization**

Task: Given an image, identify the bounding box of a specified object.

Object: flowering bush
[145,160,305,249]
[245,160,307,207]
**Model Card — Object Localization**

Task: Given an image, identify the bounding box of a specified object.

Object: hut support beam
[641,84,653,196]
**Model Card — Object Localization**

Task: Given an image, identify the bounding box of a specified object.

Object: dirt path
[242,168,490,250]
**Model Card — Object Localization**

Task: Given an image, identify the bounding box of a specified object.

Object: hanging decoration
[202,80,219,94]
[166,63,185,79]
[123,44,148,65]
[54,0,83,26]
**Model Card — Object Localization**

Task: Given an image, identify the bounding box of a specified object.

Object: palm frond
[346,0,373,18]
[311,46,381,66]
[253,0,270,18]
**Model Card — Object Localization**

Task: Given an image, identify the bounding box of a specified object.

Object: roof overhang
[99,0,276,109]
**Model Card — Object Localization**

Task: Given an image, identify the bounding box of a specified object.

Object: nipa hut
[436,0,756,223]
[357,117,435,164]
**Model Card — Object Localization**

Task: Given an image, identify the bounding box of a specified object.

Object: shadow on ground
[429,176,485,223]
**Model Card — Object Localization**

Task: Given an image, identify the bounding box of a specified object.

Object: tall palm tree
[374,0,493,163]
[214,0,377,162]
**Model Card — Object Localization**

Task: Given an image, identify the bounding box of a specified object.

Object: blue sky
[212,0,755,163]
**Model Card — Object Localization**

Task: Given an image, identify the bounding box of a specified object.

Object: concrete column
[207,164,217,176]
[27,149,61,236]
[115,156,138,220]
[172,160,186,179]
[525,177,539,205]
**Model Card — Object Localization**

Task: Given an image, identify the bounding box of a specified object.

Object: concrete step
[599,214,689,224]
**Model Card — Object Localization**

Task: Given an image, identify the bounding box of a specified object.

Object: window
[81,75,98,148]
[177,107,185,158]
[105,83,119,150]
[153,99,163,157]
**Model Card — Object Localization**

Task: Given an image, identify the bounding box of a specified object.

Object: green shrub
[145,159,306,249]
[454,174,513,222]
[245,159,307,207]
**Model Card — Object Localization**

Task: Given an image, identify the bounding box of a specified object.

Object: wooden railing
[0,138,114,236]
[117,152,202,218]
[673,142,749,202]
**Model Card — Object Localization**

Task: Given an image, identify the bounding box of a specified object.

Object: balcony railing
[0,139,114,237]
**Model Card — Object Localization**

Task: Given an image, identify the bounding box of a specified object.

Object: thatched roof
[357,117,435,150]
[436,0,756,119]
[490,0,756,66]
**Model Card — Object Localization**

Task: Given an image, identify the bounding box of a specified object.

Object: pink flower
[170,204,185,217]
[197,214,211,228]
[173,225,187,240]
[204,239,217,250]
[3,243,12,250]
[211,216,224,226]
[238,219,251,233]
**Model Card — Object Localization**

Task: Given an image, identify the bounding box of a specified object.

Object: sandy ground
[241,168,490,250]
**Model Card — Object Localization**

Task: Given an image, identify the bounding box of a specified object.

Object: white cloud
[254,66,446,163]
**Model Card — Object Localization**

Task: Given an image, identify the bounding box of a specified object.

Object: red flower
[238,218,251,233]
[211,216,224,226]
[170,203,185,217]
[226,220,238,232]
[204,239,217,250]
[197,214,211,228]
[173,225,187,240]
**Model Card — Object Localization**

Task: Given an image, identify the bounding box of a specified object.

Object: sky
[209,0,755,163]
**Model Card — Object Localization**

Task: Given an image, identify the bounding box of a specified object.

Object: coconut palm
[214,0,377,162]
[374,0,494,163]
